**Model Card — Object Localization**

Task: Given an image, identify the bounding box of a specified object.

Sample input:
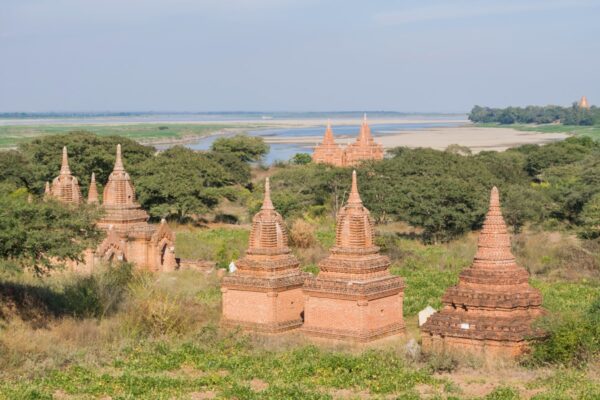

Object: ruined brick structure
[221,178,306,332]
[312,115,384,167]
[421,187,544,358]
[579,95,590,109]
[302,171,405,341]
[46,147,83,204]
[94,144,177,272]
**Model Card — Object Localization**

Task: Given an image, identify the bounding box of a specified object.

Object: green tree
[210,134,269,163]
[132,146,234,221]
[0,185,103,273]
[292,153,312,165]
[501,185,549,232]
[0,150,34,189]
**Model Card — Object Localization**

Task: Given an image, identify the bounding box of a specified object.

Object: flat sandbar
[262,125,570,152]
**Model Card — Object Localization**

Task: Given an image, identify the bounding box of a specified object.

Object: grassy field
[477,123,600,140]
[0,123,266,148]
[0,224,598,399]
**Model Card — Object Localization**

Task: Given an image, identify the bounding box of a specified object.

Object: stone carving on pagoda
[93,144,177,272]
[302,171,405,341]
[312,115,384,167]
[46,147,83,204]
[221,178,306,332]
[421,187,545,358]
[579,95,590,109]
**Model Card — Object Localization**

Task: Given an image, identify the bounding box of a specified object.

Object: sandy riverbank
[262,125,570,153]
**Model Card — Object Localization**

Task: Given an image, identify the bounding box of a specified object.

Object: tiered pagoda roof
[48,147,82,204]
[421,187,544,354]
[312,121,345,166]
[223,178,305,289]
[343,114,384,166]
[98,144,151,232]
[305,171,403,296]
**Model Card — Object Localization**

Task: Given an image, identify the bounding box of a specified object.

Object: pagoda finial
[114,144,124,171]
[347,170,362,205]
[262,177,274,210]
[490,186,500,208]
[363,113,367,124]
[60,146,71,175]
[87,172,99,204]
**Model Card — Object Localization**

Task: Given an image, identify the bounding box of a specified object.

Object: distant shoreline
[0,118,571,152]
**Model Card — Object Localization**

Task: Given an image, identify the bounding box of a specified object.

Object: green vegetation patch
[0,123,262,148]
[175,227,250,268]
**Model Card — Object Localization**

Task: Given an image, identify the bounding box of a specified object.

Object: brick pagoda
[312,115,384,167]
[221,178,306,332]
[344,115,384,166]
[421,187,544,358]
[46,147,82,204]
[312,121,345,166]
[94,144,177,272]
[303,171,405,341]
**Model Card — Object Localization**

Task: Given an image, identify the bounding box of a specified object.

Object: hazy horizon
[1,0,599,113]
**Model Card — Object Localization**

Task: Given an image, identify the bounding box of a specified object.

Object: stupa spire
[87,173,99,204]
[322,121,335,145]
[44,181,51,198]
[113,144,124,171]
[262,177,274,210]
[579,95,590,109]
[347,170,362,205]
[60,146,71,175]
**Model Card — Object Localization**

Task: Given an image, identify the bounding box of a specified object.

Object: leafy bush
[527,295,600,367]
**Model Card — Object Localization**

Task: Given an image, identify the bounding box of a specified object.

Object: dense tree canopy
[132,146,241,220]
[0,184,103,272]
[211,134,269,163]
[469,104,599,125]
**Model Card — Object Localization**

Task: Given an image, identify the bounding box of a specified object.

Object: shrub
[289,219,316,248]
[527,295,600,367]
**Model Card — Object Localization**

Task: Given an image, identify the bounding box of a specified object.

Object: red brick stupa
[94,145,177,271]
[312,121,345,166]
[343,114,384,166]
[221,178,306,332]
[47,147,82,204]
[303,171,405,341]
[421,187,544,358]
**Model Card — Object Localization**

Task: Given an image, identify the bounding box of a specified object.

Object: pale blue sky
[1,0,599,112]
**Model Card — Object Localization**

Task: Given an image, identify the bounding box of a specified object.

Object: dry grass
[289,219,317,248]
